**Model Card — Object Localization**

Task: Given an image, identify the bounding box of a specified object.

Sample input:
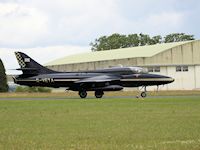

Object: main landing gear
[95,91,104,98]
[79,90,87,98]
[78,90,104,99]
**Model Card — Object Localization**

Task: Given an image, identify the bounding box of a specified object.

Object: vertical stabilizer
[15,52,57,75]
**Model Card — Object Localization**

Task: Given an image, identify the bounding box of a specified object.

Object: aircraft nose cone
[159,75,175,83]
[165,77,175,83]
[170,78,175,83]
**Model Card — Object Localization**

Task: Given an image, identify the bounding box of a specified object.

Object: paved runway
[0,97,68,101]
[0,95,199,101]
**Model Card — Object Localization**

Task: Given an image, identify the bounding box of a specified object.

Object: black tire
[95,91,104,99]
[79,90,87,98]
[141,92,147,98]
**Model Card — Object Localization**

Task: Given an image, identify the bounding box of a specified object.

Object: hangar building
[47,40,200,90]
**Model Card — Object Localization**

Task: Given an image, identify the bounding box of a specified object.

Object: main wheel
[79,90,87,98]
[141,92,147,98]
[95,91,104,98]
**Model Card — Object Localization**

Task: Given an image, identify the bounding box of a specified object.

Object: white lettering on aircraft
[36,78,54,83]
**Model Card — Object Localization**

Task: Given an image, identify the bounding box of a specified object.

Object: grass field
[0,96,200,149]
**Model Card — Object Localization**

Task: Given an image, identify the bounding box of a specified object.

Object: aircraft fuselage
[14,71,174,91]
[13,52,175,98]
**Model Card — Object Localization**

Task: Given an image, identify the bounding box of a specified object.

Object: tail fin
[15,52,57,75]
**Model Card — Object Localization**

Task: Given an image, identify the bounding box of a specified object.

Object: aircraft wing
[75,75,121,83]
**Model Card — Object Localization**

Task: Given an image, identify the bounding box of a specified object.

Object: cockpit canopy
[129,67,148,74]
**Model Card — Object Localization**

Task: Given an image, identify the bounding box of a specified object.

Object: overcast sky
[0,0,200,74]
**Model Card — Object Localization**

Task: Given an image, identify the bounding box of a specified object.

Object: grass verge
[0,97,200,149]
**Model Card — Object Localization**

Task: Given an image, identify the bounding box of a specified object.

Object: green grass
[0,97,200,149]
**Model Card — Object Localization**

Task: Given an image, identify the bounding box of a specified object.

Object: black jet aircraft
[13,52,174,98]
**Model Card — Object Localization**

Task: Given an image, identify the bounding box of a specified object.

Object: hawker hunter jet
[13,52,174,98]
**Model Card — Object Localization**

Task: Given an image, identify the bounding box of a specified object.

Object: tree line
[0,59,8,92]
[90,33,195,51]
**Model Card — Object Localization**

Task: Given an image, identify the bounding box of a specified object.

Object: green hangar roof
[46,41,193,66]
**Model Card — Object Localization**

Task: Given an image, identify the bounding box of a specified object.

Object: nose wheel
[141,91,147,98]
[139,86,147,98]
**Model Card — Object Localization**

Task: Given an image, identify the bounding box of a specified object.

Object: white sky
[0,0,200,74]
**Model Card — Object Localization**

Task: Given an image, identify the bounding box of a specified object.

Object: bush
[37,87,52,93]
[15,86,52,93]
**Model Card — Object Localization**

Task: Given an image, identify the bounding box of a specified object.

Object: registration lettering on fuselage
[36,78,54,83]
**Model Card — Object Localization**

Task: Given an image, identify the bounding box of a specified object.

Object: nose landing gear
[139,86,147,98]
[141,91,147,98]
